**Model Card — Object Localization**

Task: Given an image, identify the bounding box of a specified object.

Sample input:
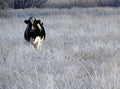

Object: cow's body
[24,17,46,49]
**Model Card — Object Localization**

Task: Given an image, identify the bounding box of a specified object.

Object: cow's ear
[24,20,29,24]
[36,20,41,24]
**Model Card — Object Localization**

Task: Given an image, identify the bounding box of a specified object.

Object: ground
[0,7,120,89]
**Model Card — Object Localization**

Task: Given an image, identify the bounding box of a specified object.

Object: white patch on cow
[37,23,42,31]
[30,17,36,30]
[30,17,35,24]
[31,25,35,29]
[32,36,44,50]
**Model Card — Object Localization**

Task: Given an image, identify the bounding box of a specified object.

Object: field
[0,7,120,89]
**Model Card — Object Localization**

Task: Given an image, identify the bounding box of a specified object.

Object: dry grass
[0,7,120,89]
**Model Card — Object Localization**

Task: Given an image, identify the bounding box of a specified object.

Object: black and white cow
[24,17,46,49]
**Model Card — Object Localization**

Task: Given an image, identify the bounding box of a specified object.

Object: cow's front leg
[30,37,35,44]
[37,37,44,49]
[32,36,41,49]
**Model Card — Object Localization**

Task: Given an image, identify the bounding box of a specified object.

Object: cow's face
[29,17,36,25]
[24,17,41,29]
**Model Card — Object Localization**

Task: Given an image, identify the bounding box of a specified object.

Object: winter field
[0,7,120,89]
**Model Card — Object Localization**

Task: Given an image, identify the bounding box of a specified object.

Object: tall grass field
[0,7,120,89]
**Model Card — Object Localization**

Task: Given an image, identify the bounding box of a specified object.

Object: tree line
[0,0,120,10]
[0,0,47,9]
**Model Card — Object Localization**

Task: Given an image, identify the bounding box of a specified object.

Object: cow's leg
[31,37,38,48]
[32,36,44,49]
[30,37,34,44]
[37,37,44,49]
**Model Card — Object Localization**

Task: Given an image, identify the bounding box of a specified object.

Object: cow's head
[24,17,43,30]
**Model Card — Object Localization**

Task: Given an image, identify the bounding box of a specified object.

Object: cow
[24,17,46,49]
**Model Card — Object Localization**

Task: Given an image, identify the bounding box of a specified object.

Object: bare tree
[0,0,120,9]
[0,0,9,9]
[14,0,48,9]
